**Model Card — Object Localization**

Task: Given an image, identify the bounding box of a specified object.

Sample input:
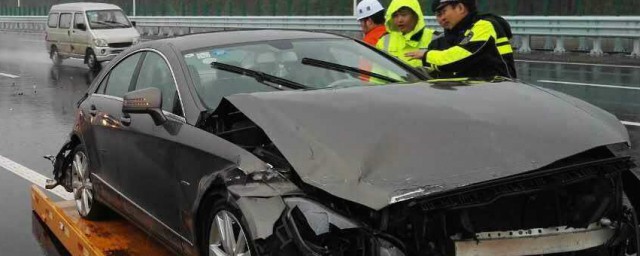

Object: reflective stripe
[382,34,391,52]
[498,44,513,54]
[496,37,510,44]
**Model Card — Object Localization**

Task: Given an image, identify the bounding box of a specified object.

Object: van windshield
[86,10,131,29]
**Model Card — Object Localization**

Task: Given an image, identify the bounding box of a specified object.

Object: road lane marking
[0,155,73,200]
[0,72,19,78]
[537,80,640,91]
[517,60,640,69]
[622,121,640,127]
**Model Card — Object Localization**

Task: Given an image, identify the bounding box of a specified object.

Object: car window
[183,38,421,110]
[47,13,59,28]
[135,52,182,116]
[95,74,109,94]
[74,13,85,29]
[59,13,72,29]
[104,53,143,98]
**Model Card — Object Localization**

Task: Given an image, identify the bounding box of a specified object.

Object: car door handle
[89,105,97,116]
[120,115,131,126]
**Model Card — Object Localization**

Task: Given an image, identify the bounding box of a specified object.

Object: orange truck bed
[30,185,174,256]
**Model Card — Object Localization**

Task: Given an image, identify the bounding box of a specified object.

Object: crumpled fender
[45,139,77,192]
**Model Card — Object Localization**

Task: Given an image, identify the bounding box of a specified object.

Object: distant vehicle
[47,30,640,256]
[45,2,140,70]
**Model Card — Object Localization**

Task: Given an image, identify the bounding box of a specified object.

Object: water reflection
[48,66,99,124]
[516,62,640,122]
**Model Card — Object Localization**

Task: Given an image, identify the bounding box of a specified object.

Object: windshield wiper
[211,62,308,90]
[301,57,401,83]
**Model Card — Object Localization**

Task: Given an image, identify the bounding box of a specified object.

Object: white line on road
[0,72,20,79]
[517,60,640,69]
[622,121,640,127]
[537,80,640,91]
[0,154,73,200]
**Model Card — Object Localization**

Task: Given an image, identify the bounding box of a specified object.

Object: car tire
[70,144,106,220]
[51,46,62,66]
[200,194,258,256]
[86,50,101,71]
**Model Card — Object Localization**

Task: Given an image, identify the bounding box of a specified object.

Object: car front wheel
[71,144,105,219]
[202,197,256,256]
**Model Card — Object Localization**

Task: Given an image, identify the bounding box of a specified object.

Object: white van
[45,3,140,70]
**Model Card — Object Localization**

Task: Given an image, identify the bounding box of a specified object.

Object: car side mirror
[131,21,136,27]
[122,87,167,126]
[76,23,86,31]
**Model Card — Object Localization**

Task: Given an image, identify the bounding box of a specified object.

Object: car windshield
[184,38,423,110]
[86,10,131,29]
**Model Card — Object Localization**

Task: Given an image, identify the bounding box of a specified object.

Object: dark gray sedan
[47,30,640,256]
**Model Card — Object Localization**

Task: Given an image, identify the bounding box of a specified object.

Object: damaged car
[46,30,640,256]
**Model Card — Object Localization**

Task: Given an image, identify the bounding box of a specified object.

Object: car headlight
[132,37,140,45]
[93,38,108,47]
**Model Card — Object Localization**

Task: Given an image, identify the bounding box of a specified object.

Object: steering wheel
[326,78,361,88]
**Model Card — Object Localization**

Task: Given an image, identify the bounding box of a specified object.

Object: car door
[71,12,90,57]
[56,13,73,55]
[115,50,185,246]
[87,52,144,191]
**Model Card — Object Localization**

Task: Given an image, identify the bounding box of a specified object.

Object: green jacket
[376,0,436,68]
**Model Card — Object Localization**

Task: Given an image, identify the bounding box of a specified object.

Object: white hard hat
[356,0,385,21]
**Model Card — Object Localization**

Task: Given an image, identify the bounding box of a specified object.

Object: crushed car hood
[225,82,629,210]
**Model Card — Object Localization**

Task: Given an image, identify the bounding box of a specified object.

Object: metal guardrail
[1,15,639,57]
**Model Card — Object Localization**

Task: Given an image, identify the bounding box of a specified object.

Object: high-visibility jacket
[423,12,517,79]
[363,25,387,46]
[376,0,436,68]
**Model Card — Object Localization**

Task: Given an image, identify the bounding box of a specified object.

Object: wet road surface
[0,31,639,255]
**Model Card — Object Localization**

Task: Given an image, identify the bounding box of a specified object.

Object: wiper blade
[211,62,308,90]
[301,57,401,83]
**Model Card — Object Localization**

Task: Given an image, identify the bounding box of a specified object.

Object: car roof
[151,30,349,52]
[49,2,123,12]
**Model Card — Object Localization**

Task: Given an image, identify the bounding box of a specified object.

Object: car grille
[108,42,132,48]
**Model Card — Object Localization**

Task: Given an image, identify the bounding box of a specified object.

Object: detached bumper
[454,221,615,255]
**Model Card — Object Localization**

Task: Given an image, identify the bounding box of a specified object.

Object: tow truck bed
[30,185,173,256]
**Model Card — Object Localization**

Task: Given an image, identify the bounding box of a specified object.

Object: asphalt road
[0,31,639,255]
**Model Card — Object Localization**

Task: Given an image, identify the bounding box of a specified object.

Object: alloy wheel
[71,150,93,217]
[209,210,251,256]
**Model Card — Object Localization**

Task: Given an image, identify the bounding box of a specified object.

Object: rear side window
[47,13,59,28]
[104,53,143,98]
[59,13,72,29]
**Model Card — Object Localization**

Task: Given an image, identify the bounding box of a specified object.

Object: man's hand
[405,50,427,60]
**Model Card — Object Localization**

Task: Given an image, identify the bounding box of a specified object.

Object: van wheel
[51,47,62,66]
[86,50,101,71]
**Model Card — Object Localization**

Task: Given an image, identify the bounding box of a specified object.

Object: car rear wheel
[202,196,256,256]
[86,50,100,71]
[71,144,105,219]
[51,46,62,66]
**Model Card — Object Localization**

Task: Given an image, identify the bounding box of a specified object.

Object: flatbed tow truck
[30,185,173,256]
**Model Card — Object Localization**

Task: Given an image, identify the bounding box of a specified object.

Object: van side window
[59,13,72,29]
[47,13,59,28]
[74,13,85,29]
